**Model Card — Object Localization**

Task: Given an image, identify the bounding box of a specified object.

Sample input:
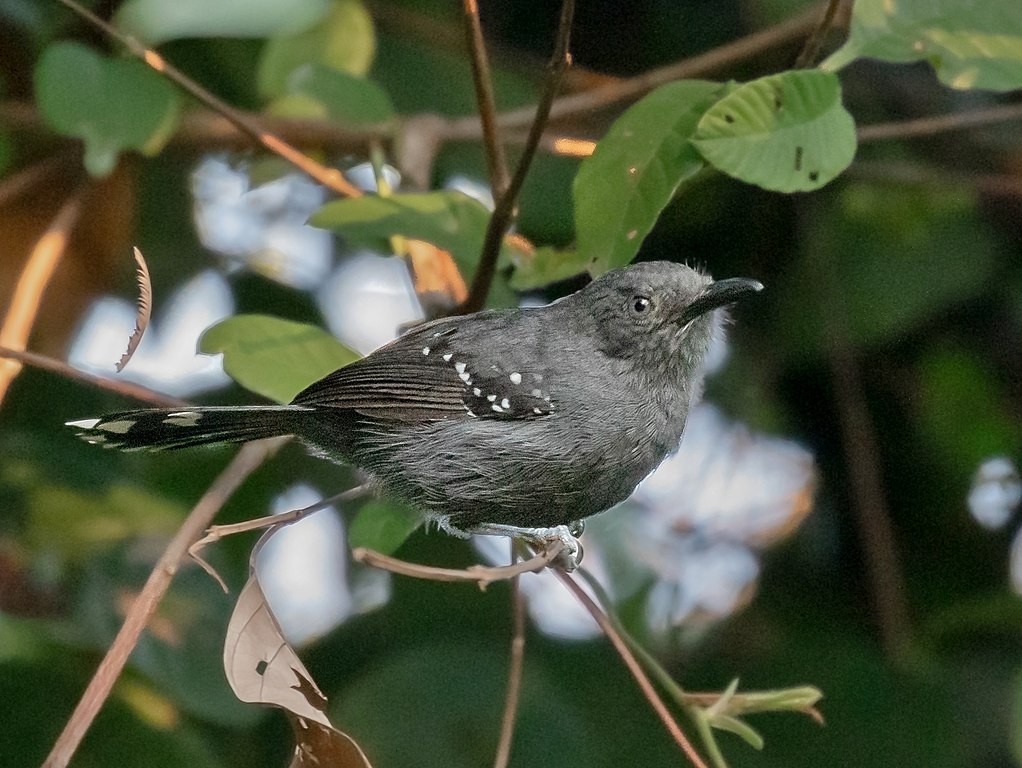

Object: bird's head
[578,261,763,379]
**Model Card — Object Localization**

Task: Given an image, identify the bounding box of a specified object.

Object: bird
[69,261,762,562]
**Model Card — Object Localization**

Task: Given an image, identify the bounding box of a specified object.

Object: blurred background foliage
[1,0,1022,766]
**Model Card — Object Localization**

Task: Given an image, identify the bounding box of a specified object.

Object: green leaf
[821,0,1022,92]
[258,0,376,99]
[285,63,394,125]
[574,80,724,275]
[199,315,359,404]
[508,246,592,291]
[347,499,422,555]
[34,42,181,177]
[27,484,183,562]
[310,191,492,276]
[114,0,329,44]
[710,715,765,750]
[691,70,856,193]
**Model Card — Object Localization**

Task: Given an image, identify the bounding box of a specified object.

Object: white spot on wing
[501,398,510,409]
[422,346,430,356]
[443,353,453,362]
[98,420,135,434]
[509,372,522,385]
[487,394,497,402]
[163,411,202,427]
[455,361,467,374]
[66,418,100,429]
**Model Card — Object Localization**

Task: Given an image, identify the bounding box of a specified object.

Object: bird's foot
[468,523,583,571]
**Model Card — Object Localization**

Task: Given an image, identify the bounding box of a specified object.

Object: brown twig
[493,541,527,768]
[857,101,1022,142]
[189,485,368,591]
[42,438,286,768]
[352,541,566,588]
[0,186,85,404]
[793,0,845,68]
[459,0,576,314]
[55,0,363,199]
[802,207,911,661]
[849,158,1022,198]
[450,2,825,136]
[462,0,510,198]
[0,153,75,208]
[553,571,709,768]
[0,346,186,407]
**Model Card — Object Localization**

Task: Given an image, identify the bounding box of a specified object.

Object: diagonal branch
[55,0,363,199]
[42,438,287,768]
[553,571,709,768]
[0,186,85,404]
[459,0,576,314]
[462,0,511,198]
[793,0,846,69]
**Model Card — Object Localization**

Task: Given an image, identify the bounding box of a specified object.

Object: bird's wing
[291,318,555,422]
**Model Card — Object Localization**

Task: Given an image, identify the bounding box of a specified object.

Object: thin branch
[0,153,75,209]
[0,346,186,407]
[553,571,709,768]
[55,0,363,199]
[0,186,85,404]
[857,101,1022,142]
[189,485,368,590]
[462,0,511,198]
[493,541,527,768]
[353,541,566,588]
[459,0,576,314]
[42,438,286,768]
[801,205,911,661]
[793,0,845,69]
[849,158,1022,198]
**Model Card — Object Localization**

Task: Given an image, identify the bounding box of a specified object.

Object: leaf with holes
[574,80,725,275]
[822,0,1022,92]
[691,70,856,193]
[34,42,181,177]
[200,315,359,404]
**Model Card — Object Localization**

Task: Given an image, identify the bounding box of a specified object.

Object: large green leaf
[573,80,724,275]
[309,191,492,276]
[691,70,856,193]
[199,315,359,404]
[508,246,591,290]
[114,0,329,44]
[822,0,1022,92]
[34,42,181,176]
[258,0,375,99]
[283,63,394,125]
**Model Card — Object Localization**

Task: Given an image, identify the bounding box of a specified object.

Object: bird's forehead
[604,262,711,298]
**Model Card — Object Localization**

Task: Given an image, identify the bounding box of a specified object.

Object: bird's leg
[467,523,584,571]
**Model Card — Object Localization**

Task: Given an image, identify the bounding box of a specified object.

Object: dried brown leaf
[116,246,152,371]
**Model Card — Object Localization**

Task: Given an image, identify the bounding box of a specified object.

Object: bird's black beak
[680,277,763,324]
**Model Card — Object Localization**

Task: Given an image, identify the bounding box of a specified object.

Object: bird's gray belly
[353,416,669,529]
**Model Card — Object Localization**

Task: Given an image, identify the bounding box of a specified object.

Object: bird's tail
[66,406,312,451]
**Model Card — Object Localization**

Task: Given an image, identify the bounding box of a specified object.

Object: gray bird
[69,261,761,560]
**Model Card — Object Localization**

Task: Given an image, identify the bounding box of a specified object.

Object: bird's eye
[631,296,652,314]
